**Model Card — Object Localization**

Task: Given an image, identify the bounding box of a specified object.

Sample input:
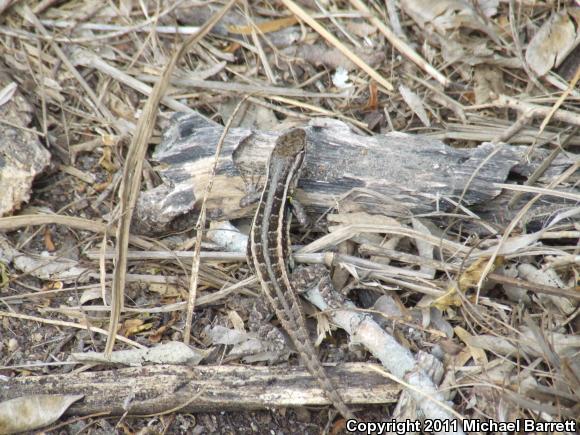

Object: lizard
[247,127,355,420]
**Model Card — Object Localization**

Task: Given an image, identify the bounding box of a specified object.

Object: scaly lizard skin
[247,128,354,420]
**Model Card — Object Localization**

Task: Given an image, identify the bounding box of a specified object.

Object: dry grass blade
[280,0,394,92]
[493,94,580,126]
[0,0,578,427]
[368,365,465,421]
[0,311,144,348]
[183,97,249,345]
[0,215,108,233]
[18,6,126,134]
[70,48,193,113]
[268,95,368,128]
[495,183,580,202]
[298,224,476,256]
[475,161,580,299]
[0,215,153,250]
[507,126,577,207]
[539,65,580,134]
[348,0,449,87]
[104,0,238,357]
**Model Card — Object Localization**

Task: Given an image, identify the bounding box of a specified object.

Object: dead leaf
[227,310,245,331]
[149,312,179,343]
[455,326,488,365]
[79,287,102,305]
[314,311,333,347]
[328,211,401,227]
[411,218,436,278]
[401,0,499,40]
[399,85,430,127]
[206,324,248,346]
[517,264,575,315]
[228,16,298,34]
[432,256,504,310]
[44,281,63,291]
[71,341,207,365]
[149,282,181,297]
[330,417,347,435]
[0,81,17,107]
[526,8,580,76]
[98,146,117,172]
[93,176,112,192]
[366,81,378,110]
[101,134,117,147]
[432,283,463,310]
[43,227,56,252]
[13,254,88,282]
[0,262,10,290]
[458,256,504,290]
[345,20,378,38]
[438,338,463,356]
[0,394,83,434]
[474,65,504,104]
[223,41,241,53]
[120,318,151,337]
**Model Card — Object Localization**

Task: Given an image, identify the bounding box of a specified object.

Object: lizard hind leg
[290,264,328,294]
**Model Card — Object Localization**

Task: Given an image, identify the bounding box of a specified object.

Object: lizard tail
[291,332,356,421]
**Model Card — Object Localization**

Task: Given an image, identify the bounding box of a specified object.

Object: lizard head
[271,128,306,159]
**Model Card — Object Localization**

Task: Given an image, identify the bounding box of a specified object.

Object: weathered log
[0,68,51,217]
[0,363,399,416]
[136,114,574,232]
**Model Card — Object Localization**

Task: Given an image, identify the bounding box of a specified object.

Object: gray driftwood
[0,68,51,217]
[136,113,574,232]
[0,363,399,416]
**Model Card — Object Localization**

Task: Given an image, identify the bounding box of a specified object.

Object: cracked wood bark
[0,363,399,416]
[135,114,575,232]
[0,68,51,216]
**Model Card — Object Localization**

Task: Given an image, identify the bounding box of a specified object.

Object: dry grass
[0,0,578,433]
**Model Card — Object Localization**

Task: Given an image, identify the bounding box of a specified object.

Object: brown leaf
[98,146,117,172]
[0,394,83,434]
[43,227,56,252]
[228,16,298,35]
[526,8,580,76]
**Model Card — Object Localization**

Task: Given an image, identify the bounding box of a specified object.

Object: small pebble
[8,338,19,352]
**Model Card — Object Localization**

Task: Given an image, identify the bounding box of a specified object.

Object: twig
[298,224,477,256]
[0,311,144,348]
[491,113,532,143]
[266,95,369,128]
[41,19,200,35]
[304,280,465,434]
[34,1,188,43]
[139,74,349,99]
[487,273,580,300]
[493,94,580,127]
